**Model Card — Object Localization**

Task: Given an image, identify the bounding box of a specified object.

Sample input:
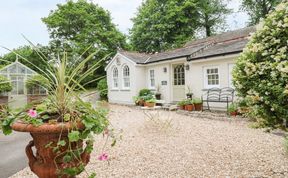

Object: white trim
[228,63,235,88]
[0,61,37,74]
[105,52,137,71]
[122,65,130,90]
[148,69,155,89]
[140,57,187,66]
[111,66,119,89]
[203,66,220,89]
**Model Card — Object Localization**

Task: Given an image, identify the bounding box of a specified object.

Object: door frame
[170,63,186,103]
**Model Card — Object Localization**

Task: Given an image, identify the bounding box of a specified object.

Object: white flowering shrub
[233,1,288,127]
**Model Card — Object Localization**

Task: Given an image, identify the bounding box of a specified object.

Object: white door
[9,75,27,109]
[173,64,186,102]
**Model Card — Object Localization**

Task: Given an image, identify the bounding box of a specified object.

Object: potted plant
[193,98,203,111]
[143,94,156,107]
[1,51,112,178]
[138,89,152,106]
[144,98,156,107]
[228,103,238,116]
[155,84,161,100]
[186,86,193,99]
[0,75,12,105]
[177,100,186,110]
[185,99,194,111]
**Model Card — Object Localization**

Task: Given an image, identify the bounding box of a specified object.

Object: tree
[233,1,288,127]
[241,0,282,25]
[0,45,50,73]
[130,0,200,53]
[42,0,127,87]
[197,0,232,37]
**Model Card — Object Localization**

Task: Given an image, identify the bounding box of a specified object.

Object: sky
[0,0,249,56]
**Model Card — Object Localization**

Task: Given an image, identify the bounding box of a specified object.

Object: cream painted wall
[106,54,139,104]
[186,54,238,108]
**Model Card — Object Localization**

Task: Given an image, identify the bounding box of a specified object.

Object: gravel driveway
[11,105,288,177]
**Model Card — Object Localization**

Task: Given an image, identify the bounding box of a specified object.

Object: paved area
[0,132,31,178]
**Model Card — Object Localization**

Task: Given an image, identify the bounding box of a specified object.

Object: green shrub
[233,1,288,127]
[193,98,202,104]
[96,78,108,100]
[26,75,49,90]
[228,103,238,113]
[142,94,154,101]
[177,100,186,106]
[139,88,152,97]
[0,75,12,93]
[146,98,156,103]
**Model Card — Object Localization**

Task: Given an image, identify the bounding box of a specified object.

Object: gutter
[187,50,242,61]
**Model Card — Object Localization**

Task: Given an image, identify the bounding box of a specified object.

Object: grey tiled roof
[119,26,255,64]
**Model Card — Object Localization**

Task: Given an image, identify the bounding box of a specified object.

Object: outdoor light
[185,64,190,70]
[163,67,167,73]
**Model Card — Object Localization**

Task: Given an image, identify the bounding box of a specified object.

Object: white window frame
[203,66,220,89]
[112,67,119,89]
[149,69,155,89]
[122,65,130,89]
[228,63,235,88]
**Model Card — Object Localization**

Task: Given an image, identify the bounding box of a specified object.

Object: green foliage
[139,89,152,97]
[130,0,199,52]
[26,74,49,90]
[177,100,187,106]
[96,78,108,100]
[130,0,231,52]
[146,98,156,103]
[197,0,232,37]
[233,1,288,127]
[228,103,238,113]
[42,0,128,87]
[192,98,203,104]
[241,0,282,25]
[0,75,12,93]
[0,45,50,72]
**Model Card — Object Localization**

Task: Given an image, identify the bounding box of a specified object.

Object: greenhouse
[0,59,46,108]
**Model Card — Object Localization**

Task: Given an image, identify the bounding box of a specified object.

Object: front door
[173,64,185,102]
[9,75,27,109]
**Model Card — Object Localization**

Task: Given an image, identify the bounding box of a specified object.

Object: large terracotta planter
[179,105,185,110]
[11,121,90,178]
[144,102,155,107]
[194,103,203,111]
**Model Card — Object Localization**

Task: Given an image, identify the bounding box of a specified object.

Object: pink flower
[28,109,37,118]
[98,153,108,161]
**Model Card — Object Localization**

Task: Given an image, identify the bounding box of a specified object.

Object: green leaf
[68,131,80,142]
[57,140,66,147]
[63,154,72,163]
[88,173,96,178]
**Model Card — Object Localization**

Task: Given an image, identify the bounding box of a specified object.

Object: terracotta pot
[230,111,238,116]
[194,103,203,111]
[138,99,145,106]
[144,102,155,107]
[11,122,90,178]
[185,104,194,111]
[179,105,185,110]
[155,93,161,100]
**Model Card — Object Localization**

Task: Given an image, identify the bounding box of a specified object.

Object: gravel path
[10,105,288,178]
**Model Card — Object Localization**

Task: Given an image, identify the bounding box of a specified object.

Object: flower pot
[155,93,161,100]
[11,121,90,178]
[185,104,194,111]
[144,102,155,107]
[194,103,203,111]
[138,99,145,106]
[179,105,185,110]
[230,111,238,116]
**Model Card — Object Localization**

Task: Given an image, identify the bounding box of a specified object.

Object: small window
[122,65,130,89]
[112,67,119,89]
[204,66,220,88]
[149,70,155,88]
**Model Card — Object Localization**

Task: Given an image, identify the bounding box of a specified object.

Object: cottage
[0,59,46,108]
[105,27,255,108]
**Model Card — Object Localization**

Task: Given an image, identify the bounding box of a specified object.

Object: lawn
[11,105,288,177]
